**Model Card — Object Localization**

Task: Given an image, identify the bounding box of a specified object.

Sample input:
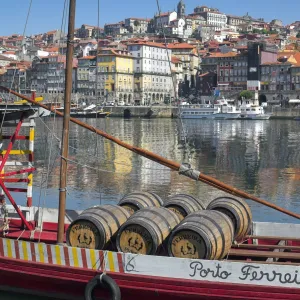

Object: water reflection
[10,118,300,223]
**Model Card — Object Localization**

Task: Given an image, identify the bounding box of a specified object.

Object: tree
[134,20,140,27]
[239,90,254,100]
[297,32,300,38]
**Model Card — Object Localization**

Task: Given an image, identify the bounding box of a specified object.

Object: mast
[57,0,76,244]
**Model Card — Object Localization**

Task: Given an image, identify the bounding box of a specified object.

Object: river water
[4,117,300,298]
[23,117,300,223]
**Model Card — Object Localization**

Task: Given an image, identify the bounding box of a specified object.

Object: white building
[154,11,177,32]
[124,18,150,34]
[127,42,174,105]
[197,11,227,31]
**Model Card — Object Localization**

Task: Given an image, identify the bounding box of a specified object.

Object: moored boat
[237,91,272,120]
[178,98,241,120]
[0,1,299,299]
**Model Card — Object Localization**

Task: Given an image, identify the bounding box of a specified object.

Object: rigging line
[95,0,103,204]
[0,0,33,132]
[67,143,170,171]
[154,0,191,163]
[61,154,170,177]
[38,0,68,242]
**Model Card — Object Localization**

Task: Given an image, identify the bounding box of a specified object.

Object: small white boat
[237,91,271,120]
[238,105,271,120]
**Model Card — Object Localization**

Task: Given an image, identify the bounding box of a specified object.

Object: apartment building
[97,48,134,105]
[128,42,173,105]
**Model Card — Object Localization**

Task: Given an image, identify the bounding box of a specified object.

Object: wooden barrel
[167,210,234,260]
[118,191,163,215]
[207,197,252,241]
[163,194,205,220]
[66,205,130,250]
[116,207,181,255]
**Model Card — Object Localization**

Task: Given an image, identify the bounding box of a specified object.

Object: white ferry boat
[179,98,241,120]
[237,91,271,120]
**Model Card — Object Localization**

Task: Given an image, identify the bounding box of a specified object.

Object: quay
[1,103,300,119]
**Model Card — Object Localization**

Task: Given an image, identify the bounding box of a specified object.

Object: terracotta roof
[207,51,239,58]
[128,41,167,49]
[46,30,58,35]
[198,72,209,77]
[79,56,96,60]
[171,56,181,63]
[167,43,195,49]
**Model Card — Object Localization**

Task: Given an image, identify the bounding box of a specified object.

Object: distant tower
[177,0,185,19]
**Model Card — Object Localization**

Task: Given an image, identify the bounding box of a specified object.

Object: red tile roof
[167,43,195,49]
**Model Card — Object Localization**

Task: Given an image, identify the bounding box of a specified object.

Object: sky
[0,0,299,36]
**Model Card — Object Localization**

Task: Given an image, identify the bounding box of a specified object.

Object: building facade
[128,42,173,105]
[97,49,134,105]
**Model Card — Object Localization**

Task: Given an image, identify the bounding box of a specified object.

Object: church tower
[177,0,185,19]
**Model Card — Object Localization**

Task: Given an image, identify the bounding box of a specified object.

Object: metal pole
[57,0,76,244]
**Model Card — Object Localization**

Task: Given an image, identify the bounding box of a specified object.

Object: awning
[289,99,300,103]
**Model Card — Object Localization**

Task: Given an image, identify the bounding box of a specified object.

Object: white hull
[237,114,271,120]
[180,113,241,120]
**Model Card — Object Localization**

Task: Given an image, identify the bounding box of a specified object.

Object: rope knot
[178,163,200,180]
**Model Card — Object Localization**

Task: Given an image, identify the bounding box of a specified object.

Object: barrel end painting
[116,207,181,255]
[66,205,130,250]
[168,210,234,260]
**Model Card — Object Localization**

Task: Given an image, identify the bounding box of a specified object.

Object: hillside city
[0,1,300,106]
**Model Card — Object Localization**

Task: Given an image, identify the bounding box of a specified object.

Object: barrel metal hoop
[179,220,216,259]
[81,214,112,246]
[144,208,174,231]
[97,206,122,228]
[178,164,200,181]
[123,192,157,206]
[190,212,226,259]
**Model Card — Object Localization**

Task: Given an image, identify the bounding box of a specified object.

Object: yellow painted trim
[1,150,31,155]
[72,247,79,267]
[28,173,33,187]
[22,241,28,260]
[6,239,12,258]
[107,251,115,272]
[29,128,34,142]
[55,245,61,265]
[90,249,97,270]
[38,243,45,263]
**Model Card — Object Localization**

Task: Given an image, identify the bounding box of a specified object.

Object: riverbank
[104,106,300,119]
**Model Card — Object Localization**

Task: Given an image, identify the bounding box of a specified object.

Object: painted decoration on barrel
[119,224,153,255]
[67,220,101,249]
[170,230,205,259]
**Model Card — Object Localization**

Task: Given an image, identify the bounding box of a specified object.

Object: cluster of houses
[0,1,300,105]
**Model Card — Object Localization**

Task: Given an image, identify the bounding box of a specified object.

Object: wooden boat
[1,1,300,300]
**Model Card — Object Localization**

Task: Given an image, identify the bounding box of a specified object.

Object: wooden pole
[57,0,76,244]
[1,86,300,220]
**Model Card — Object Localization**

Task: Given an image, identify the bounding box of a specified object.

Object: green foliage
[239,90,254,100]
[134,20,140,27]
[297,32,300,38]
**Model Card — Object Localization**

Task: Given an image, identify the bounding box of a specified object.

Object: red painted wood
[0,181,33,230]
[0,114,24,171]
[0,167,36,178]
[2,178,29,183]
[0,256,300,299]
[6,188,27,192]
[1,135,29,140]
